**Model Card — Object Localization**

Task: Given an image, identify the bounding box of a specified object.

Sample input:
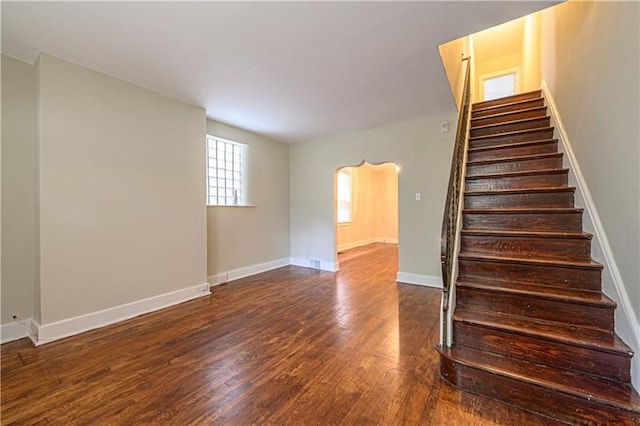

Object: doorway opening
[334,161,399,270]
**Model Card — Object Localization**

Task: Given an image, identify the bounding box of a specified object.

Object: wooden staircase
[438,90,640,424]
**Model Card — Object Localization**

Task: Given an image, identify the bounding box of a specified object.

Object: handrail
[440,57,471,347]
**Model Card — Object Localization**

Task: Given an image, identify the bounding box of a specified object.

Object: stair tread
[467,152,562,166]
[458,252,603,270]
[456,278,615,307]
[463,207,583,214]
[470,106,548,122]
[466,168,569,180]
[453,308,633,356]
[468,138,557,153]
[454,91,638,420]
[470,126,554,142]
[470,116,550,131]
[460,229,592,239]
[465,186,574,195]
[439,345,640,412]
[473,91,543,111]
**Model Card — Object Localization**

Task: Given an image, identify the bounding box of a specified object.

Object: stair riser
[456,287,613,330]
[470,128,555,149]
[470,117,550,138]
[458,258,601,291]
[439,355,637,425]
[468,141,558,162]
[473,91,543,111]
[471,107,548,127]
[465,171,568,191]
[467,155,563,176]
[460,234,592,261]
[463,211,582,232]
[454,322,631,382]
[464,191,574,209]
[472,98,545,119]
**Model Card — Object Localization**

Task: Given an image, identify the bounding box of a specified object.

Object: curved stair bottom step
[437,346,640,425]
[453,315,631,382]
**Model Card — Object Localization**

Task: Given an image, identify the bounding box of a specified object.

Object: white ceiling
[1,1,557,142]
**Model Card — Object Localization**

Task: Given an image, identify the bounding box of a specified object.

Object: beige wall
[521,13,542,93]
[540,1,639,322]
[37,54,207,324]
[206,121,290,279]
[441,16,542,104]
[438,37,468,110]
[290,113,456,276]
[373,163,399,241]
[336,162,398,251]
[1,55,36,324]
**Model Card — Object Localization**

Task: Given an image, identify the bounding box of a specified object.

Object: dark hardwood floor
[1,244,558,424]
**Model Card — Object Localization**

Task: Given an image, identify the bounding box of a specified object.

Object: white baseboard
[30,282,211,346]
[396,272,443,288]
[290,258,339,272]
[337,238,375,252]
[208,258,290,285]
[337,237,399,252]
[542,81,640,390]
[375,237,399,244]
[1,318,32,344]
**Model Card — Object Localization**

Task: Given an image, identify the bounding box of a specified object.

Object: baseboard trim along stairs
[438,90,640,424]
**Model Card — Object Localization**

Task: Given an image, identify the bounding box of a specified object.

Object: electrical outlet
[310,259,321,269]
[219,274,229,284]
[415,192,421,201]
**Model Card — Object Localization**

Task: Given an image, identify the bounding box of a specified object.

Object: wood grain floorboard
[1,244,559,425]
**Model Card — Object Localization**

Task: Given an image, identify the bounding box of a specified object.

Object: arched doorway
[333,161,399,270]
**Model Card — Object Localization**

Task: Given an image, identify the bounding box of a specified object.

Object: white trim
[396,272,443,288]
[337,238,375,252]
[30,282,211,346]
[1,318,32,344]
[290,258,339,272]
[375,237,399,245]
[208,257,290,285]
[542,81,640,390]
[337,237,398,252]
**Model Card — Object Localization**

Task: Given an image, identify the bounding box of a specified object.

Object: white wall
[1,55,36,324]
[206,120,290,283]
[36,54,208,324]
[539,0,639,389]
[290,114,456,278]
[540,1,639,323]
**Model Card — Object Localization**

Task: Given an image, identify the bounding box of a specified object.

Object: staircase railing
[440,57,471,347]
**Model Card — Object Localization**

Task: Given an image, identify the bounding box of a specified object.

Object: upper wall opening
[439,11,544,104]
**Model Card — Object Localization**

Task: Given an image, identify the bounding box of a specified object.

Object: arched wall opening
[333,160,399,270]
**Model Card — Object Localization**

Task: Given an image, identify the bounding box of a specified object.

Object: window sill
[337,222,352,226]
[207,204,257,208]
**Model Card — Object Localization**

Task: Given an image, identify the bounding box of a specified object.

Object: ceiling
[1,1,557,142]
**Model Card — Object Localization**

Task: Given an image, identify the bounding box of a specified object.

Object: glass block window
[206,136,246,206]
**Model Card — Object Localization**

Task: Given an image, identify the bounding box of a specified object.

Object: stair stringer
[542,80,640,391]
